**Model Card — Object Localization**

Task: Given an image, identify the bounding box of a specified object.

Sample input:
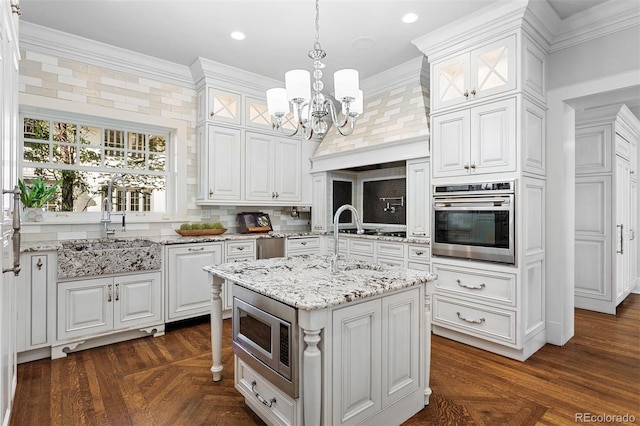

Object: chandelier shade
[266,0,362,139]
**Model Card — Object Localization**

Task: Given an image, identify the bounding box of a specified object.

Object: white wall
[546,22,640,344]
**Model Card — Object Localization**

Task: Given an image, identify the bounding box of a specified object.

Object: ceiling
[19,0,610,90]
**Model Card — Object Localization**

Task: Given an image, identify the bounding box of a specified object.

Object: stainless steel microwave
[432,181,515,264]
[232,284,299,398]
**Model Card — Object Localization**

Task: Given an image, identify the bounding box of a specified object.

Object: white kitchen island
[204,254,436,426]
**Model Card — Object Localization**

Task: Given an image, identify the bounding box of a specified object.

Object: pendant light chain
[315,0,320,47]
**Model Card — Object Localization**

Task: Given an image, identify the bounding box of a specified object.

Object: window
[21,112,170,215]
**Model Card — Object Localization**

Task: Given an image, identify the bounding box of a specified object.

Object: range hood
[310,56,430,173]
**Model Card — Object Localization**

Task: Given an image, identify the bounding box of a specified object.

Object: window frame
[19,108,175,223]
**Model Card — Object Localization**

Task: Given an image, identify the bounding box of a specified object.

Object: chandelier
[266,0,363,140]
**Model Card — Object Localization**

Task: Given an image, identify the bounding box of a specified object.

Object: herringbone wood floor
[10,294,640,425]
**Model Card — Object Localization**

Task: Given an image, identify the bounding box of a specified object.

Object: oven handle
[433,197,511,207]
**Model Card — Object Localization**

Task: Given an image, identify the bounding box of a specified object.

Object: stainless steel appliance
[232,284,299,398]
[256,237,284,259]
[432,181,515,264]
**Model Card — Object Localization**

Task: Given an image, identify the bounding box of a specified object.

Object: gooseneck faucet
[100,174,127,238]
[331,204,364,274]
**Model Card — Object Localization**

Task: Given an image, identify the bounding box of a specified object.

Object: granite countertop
[203,254,436,310]
[21,230,429,253]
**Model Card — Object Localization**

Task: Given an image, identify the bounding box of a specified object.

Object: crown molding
[190,57,285,99]
[412,0,531,61]
[550,1,640,52]
[360,56,428,98]
[19,21,194,88]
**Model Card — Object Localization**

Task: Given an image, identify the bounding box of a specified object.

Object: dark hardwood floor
[10,294,640,425]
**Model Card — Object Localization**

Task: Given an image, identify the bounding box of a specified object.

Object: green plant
[18,178,62,208]
[191,223,204,230]
[211,222,224,229]
[201,222,214,229]
[179,223,192,230]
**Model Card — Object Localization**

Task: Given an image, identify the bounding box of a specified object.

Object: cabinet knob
[301,242,307,246]
[464,164,470,170]
[470,162,476,170]
[115,283,120,301]
[210,111,215,117]
[107,284,113,302]
[209,189,213,197]
[470,88,476,97]
[464,90,469,99]
[36,259,43,270]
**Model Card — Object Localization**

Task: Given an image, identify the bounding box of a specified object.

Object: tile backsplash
[362,178,406,225]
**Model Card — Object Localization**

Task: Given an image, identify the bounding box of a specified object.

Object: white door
[57,278,114,340]
[614,155,630,305]
[431,110,470,178]
[470,98,516,175]
[114,272,162,329]
[432,52,470,109]
[207,125,242,201]
[273,138,301,201]
[406,158,430,238]
[1,2,20,424]
[245,132,274,201]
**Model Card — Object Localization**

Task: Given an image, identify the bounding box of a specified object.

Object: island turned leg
[210,275,224,382]
[424,290,433,405]
[299,309,327,426]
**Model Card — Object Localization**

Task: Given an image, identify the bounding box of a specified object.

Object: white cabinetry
[414,12,548,360]
[199,125,242,201]
[286,236,320,256]
[331,287,422,425]
[432,35,516,110]
[195,80,316,206]
[165,242,223,321]
[406,158,430,238]
[432,98,516,178]
[311,173,328,232]
[575,105,640,314]
[56,271,162,342]
[245,132,301,202]
[17,252,56,361]
[224,240,256,310]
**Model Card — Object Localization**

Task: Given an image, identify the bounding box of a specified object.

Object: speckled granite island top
[204,254,436,310]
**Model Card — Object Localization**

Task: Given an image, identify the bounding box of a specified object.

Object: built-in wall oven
[432,181,515,264]
[232,284,299,398]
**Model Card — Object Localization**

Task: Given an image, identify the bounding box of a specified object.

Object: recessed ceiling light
[402,13,419,24]
[230,31,246,40]
[352,36,376,50]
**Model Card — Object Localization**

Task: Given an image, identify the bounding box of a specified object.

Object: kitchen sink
[57,238,161,279]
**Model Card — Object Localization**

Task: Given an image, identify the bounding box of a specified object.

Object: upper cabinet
[195,83,316,206]
[432,98,516,178]
[197,87,242,125]
[432,36,516,110]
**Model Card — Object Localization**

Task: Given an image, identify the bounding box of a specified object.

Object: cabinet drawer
[236,357,296,425]
[376,241,404,258]
[408,262,430,272]
[407,245,430,262]
[226,255,255,263]
[349,239,375,254]
[377,257,406,267]
[433,295,516,345]
[433,263,516,307]
[226,240,255,257]
[327,238,347,254]
[287,237,320,253]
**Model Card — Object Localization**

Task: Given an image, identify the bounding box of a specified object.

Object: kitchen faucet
[100,174,127,238]
[331,204,363,274]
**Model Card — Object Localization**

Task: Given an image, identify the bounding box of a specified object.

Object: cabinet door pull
[617,224,624,254]
[456,312,485,324]
[210,111,215,117]
[631,229,635,241]
[209,189,214,197]
[36,259,43,270]
[251,381,276,407]
[2,185,21,276]
[470,88,476,97]
[107,284,113,302]
[457,279,485,290]
[470,162,476,170]
[463,164,470,170]
[464,90,469,99]
[188,247,205,252]
[115,283,120,301]
[301,242,307,246]
[415,251,424,256]
[236,246,244,251]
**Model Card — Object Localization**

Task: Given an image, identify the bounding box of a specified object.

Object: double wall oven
[432,181,515,265]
